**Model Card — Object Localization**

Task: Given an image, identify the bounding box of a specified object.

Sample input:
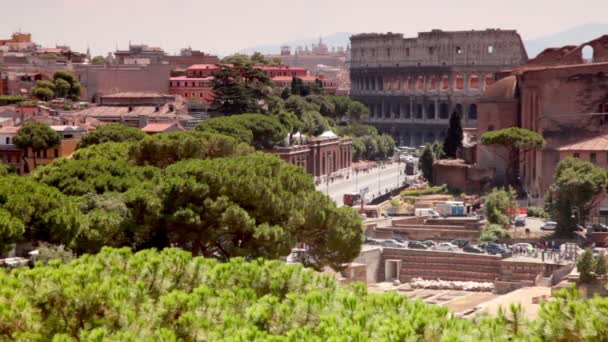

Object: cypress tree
[443,112,463,158]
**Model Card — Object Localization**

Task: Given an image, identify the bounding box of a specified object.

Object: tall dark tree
[419,145,435,183]
[211,64,271,115]
[443,112,463,158]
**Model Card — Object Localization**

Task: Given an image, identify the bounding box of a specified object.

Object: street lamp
[571,206,581,229]
[378,161,382,196]
[326,153,333,196]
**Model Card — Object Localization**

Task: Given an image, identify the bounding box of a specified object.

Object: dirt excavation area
[368,282,550,319]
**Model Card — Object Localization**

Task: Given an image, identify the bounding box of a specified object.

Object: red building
[168,64,336,103]
[270,132,352,177]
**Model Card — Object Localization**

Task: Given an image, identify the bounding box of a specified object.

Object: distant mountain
[524,22,608,58]
[238,32,352,55]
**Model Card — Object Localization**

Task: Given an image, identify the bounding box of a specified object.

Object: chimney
[128,106,133,112]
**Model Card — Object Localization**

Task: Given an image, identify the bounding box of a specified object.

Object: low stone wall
[378,248,562,293]
[380,248,502,283]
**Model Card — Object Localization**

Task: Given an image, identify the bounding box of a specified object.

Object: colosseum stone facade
[350,29,528,146]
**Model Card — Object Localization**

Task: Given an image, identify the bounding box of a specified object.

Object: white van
[415,208,440,218]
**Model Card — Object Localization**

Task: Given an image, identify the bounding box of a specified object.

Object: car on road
[364,237,382,245]
[514,216,526,227]
[463,245,485,254]
[589,223,608,232]
[421,240,436,248]
[408,241,428,249]
[432,242,458,251]
[541,221,558,231]
[450,239,469,248]
[381,239,408,248]
[480,242,511,256]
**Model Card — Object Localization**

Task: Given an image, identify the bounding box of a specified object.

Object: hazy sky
[3,0,607,56]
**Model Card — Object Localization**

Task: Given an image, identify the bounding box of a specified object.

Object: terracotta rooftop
[272,75,319,82]
[0,126,20,134]
[557,134,608,151]
[142,122,181,133]
[187,64,220,70]
[101,92,174,99]
[169,76,213,81]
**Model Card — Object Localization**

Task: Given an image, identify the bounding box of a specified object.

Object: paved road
[317,162,414,206]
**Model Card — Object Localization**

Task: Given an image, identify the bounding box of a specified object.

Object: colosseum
[350,29,528,146]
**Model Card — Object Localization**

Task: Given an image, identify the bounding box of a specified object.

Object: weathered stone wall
[350,29,528,146]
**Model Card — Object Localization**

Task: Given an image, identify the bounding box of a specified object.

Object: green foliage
[300,111,330,136]
[129,130,252,168]
[161,154,361,269]
[549,157,608,236]
[90,55,106,64]
[35,243,75,264]
[0,95,26,105]
[14,121,61,167]
[221,52,280,66]
[196,114,287,149]
[284,95,319,117]
[0,176,84,248]
[485,188,517,228]
[77,123,146,148]
[32,85,54,101]
[339,124,394,161]
[481,127,545,149]
[481,127,545,186]
[211,64,271,114]
[2,248,608,340]
[596,252,607,278]
[443,112,463,158]
[401,185,448,198]
[577,249,597,283]
[305,94,335,116]
[526,206,548,219]
[419,145,435,182]
[480,223,511,242]
[290,77,311,97]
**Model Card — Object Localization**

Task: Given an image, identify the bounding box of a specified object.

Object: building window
[386,48,391,57]
[468,104,478,120]
[416,76,424,91]
[4,137,8,144]
[591,153,597,164]
[456,46,463,55]
[469,75,479,90]
[441,75,449,90]
[428,47,435,55]
[574,153,580,158]
[454,74,464,90]
[405,48,410,57]
[488,45,494,54]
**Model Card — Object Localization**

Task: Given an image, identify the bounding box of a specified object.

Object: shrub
[480,223,511,242]
[401,185,448,198]
[527,206,547,218]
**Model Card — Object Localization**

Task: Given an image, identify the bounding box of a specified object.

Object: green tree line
[0,129,362,270]
[0,247,605,340]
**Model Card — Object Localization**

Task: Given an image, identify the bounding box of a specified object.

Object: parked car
[514,216,526,227]
[463,245,485,254]
[450,239,469,248]
[408,241,428,249]
[432,242,458,252]
[541,221,558,231]
[590,223,608,232]
[364,237,382,245]
[381,239,408,248]
[480,242,511,256]
[421,240,436,248]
